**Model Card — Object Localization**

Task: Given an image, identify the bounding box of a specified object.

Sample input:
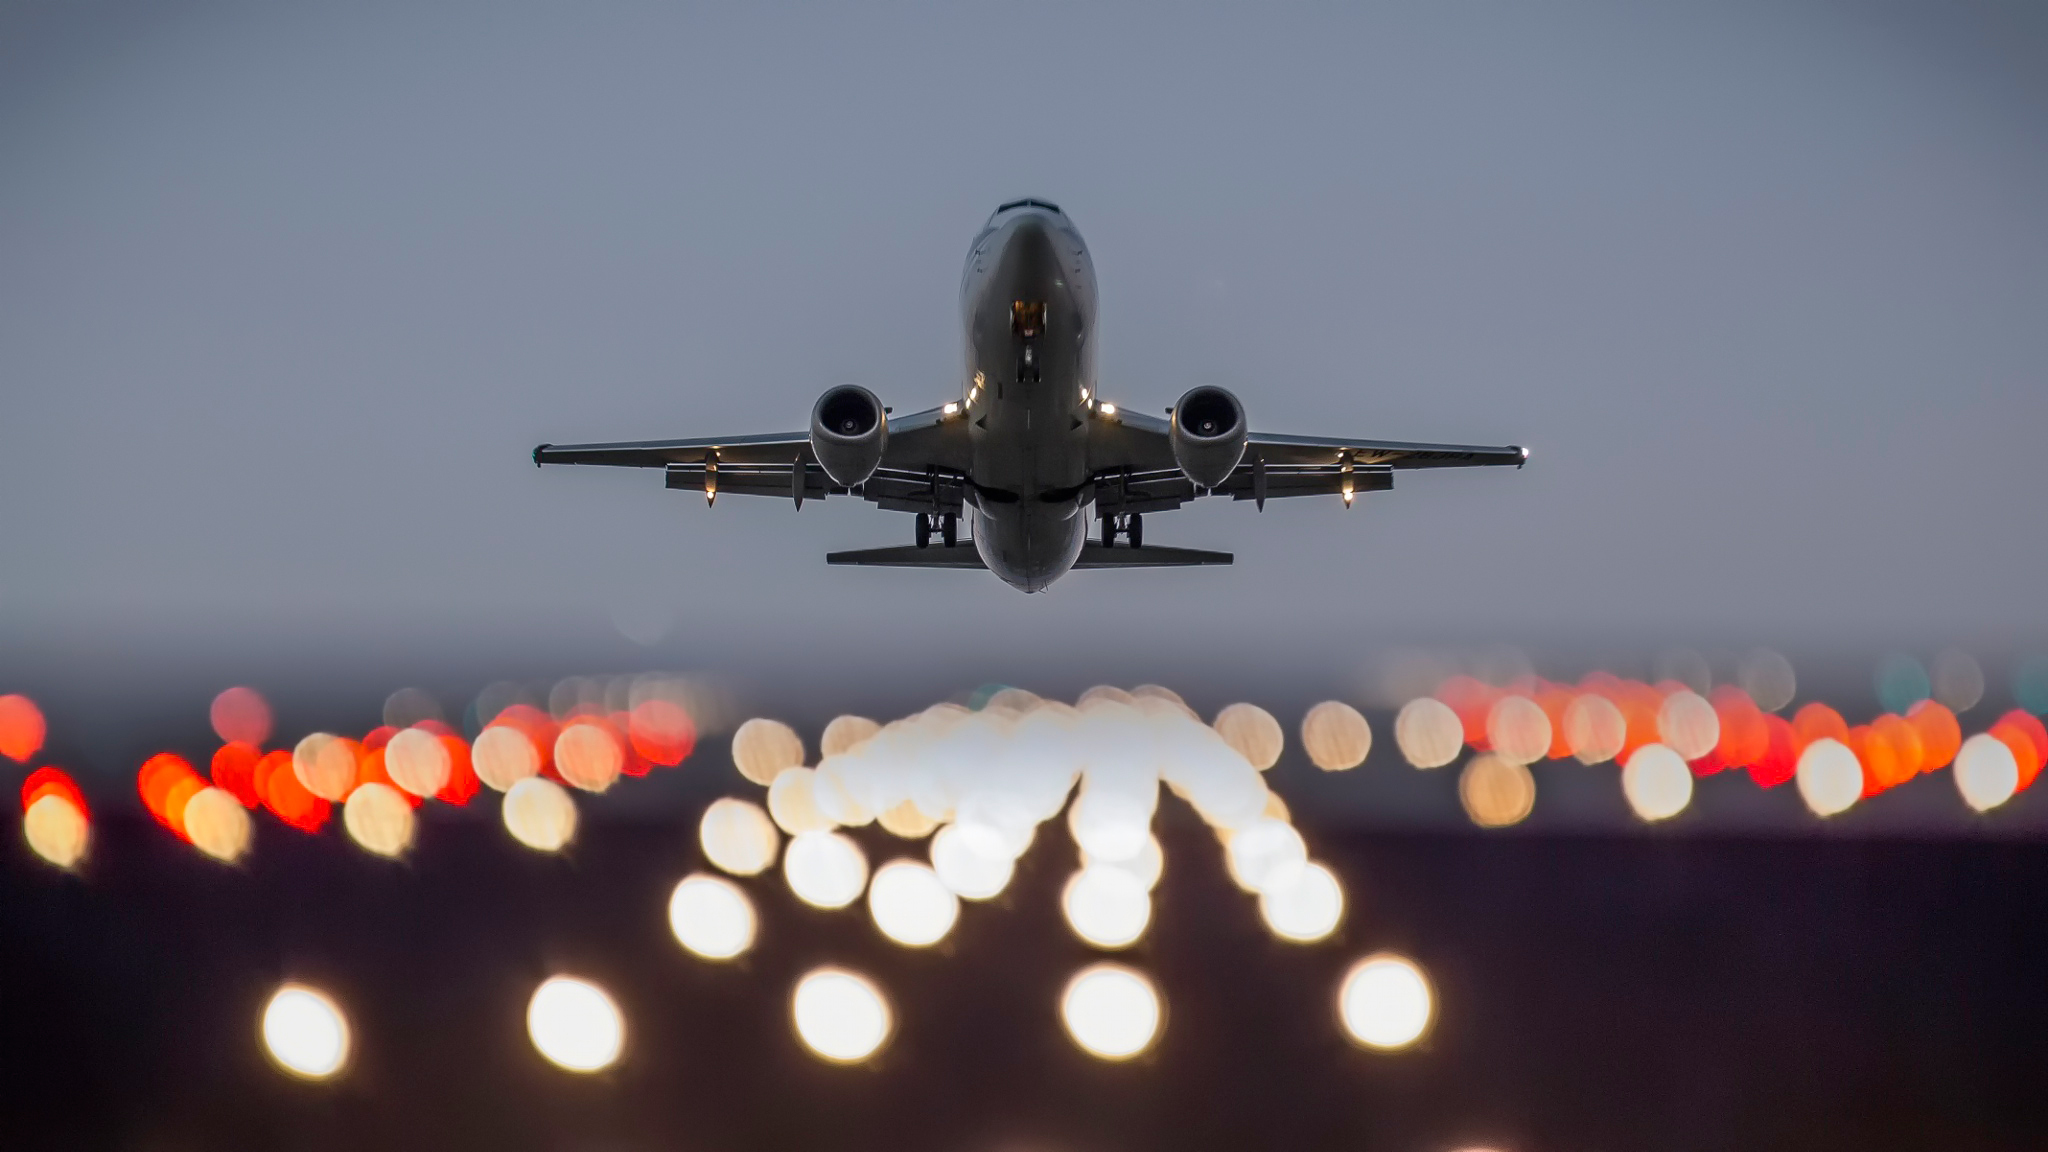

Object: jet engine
[1170,386,1247,490]
[809,385,889,487]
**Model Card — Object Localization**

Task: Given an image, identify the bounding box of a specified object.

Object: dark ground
[4,806,2046,1152]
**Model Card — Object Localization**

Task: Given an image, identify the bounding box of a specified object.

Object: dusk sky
[4,1,2044,685]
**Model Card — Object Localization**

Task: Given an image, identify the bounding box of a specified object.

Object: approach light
[1339,953,1433,1051]
[527,976,625,1073]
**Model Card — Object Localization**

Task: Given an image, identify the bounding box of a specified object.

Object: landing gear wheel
[1101,515,1117,548]
[1128,513,1143,549]
[941,513,958,547]
[915,514,932,549]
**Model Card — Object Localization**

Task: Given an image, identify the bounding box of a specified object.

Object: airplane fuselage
[959,200,1100,592]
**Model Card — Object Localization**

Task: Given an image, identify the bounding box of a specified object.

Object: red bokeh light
[21,766,87,818]
[1747,714,1799,788]
[1434,675,1498,749]
[1991,711,2048,791]
[0,694,47,764]
[208,686,273,747]
[1711,686,1769,769]
[435,734,479,805]
[356,747,423,808]
[210,742,263,808]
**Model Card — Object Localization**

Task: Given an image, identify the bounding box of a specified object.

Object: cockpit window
[996,198,1062,215]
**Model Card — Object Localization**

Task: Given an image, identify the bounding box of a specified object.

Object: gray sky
[3,0,2045,685]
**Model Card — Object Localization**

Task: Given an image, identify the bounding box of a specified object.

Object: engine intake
[809,385,889,487]
[1170,386,1247,490]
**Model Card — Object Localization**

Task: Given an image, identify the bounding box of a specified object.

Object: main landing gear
[1100,512,1143,549]
[915,513,958,549]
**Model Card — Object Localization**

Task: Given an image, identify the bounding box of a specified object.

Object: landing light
[1098,403,1117,417]
[943,402,960,416]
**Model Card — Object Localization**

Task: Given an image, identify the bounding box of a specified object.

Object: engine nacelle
[1170,386,1247,490]
[809,385,889,487]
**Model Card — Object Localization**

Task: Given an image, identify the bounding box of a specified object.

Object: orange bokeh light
[209,686,273,747]
[21,766,87,817]
[256,749,330,832]
[210,742,264,808]
[490,705,559,774]
[1869,714,1925,782]
[1906,700,1961,772]
[1792,703,1850,749]
[435,734,479,805]
[1747,714,1799,788]
[1991,711,2048,791]
[0,694,47,764]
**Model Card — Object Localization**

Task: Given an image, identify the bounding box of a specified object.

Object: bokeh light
[1301,702,1372,771]
[183,786,253,862]
[1955,732,2021,813]
[732,718,806,786]
[699,798,780,876]
[1338,953,1434,1051]
[1796,738,1863,817]
[384,728,452,798]
[1084,832,1164,892]
[1224,818,1308,893]
[1563,693,1626,765]
[23,792,88,869]
[1212,703,1284,770]
[1932,648,1985,713]
[867,859,959,947]
[1485,695,1552,766]
[877,800,941,839]
[1060,963,1162,1061]
[783,830,869,909]
[209,686,272,747]
[262,984,350,1080]
[1875,654,1934,716]
[791,967,892,1063]
[1622,744,1693,822]
[767,767,835,835]
[0,694,47,764]
[554,722,623,793]
[342,781,415,857]
[1458,753,1534,828]
[1907,700,1962,770]
[1394,696,1464,769]
[292,734,358,803]
[1656,691,1720,762]
[527,976,625,1073]
[1062,866,1152,949]
[820,714,881,758]
[473,725,541,792]
[667,873,756,960]
[1738,649,1798,713]
[931,823,1016,900]
[503,776,578,852]
[1258,861,1344,943]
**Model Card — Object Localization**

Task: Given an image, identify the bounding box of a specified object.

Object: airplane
[535,199,1527,593]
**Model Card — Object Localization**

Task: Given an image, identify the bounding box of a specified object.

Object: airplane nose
[997,214,1060,280]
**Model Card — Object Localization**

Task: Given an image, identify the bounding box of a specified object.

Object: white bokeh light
[262,984,350,1080]
[527,976,625,1073]
[668,873,757,960]
[699,798,780,877]
[1796,738,1864,818]
[1061,963,1162,1061]
[1258,861,1345,942]
[1338,953,1434,1051]
[1061,866,1152,949]
[867,860,960,947]
[791,967,892,1063]
[783,830,870,909]
[1955,732,2020,813]
[1621,743,1694,822]
[930,823,1016,900]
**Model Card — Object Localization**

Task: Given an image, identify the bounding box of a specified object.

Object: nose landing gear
[1099,512,1143,549]
[915,513,959,549]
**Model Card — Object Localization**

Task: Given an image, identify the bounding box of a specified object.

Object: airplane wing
[1087,408,1526,516]
[533,405,973,513]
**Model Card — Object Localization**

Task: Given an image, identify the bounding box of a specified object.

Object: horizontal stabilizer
[827,544,987,569]
[825,542,1233,570]
[1073,543,1232,568]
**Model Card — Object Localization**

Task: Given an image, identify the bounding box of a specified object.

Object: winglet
[533,444,551,467]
